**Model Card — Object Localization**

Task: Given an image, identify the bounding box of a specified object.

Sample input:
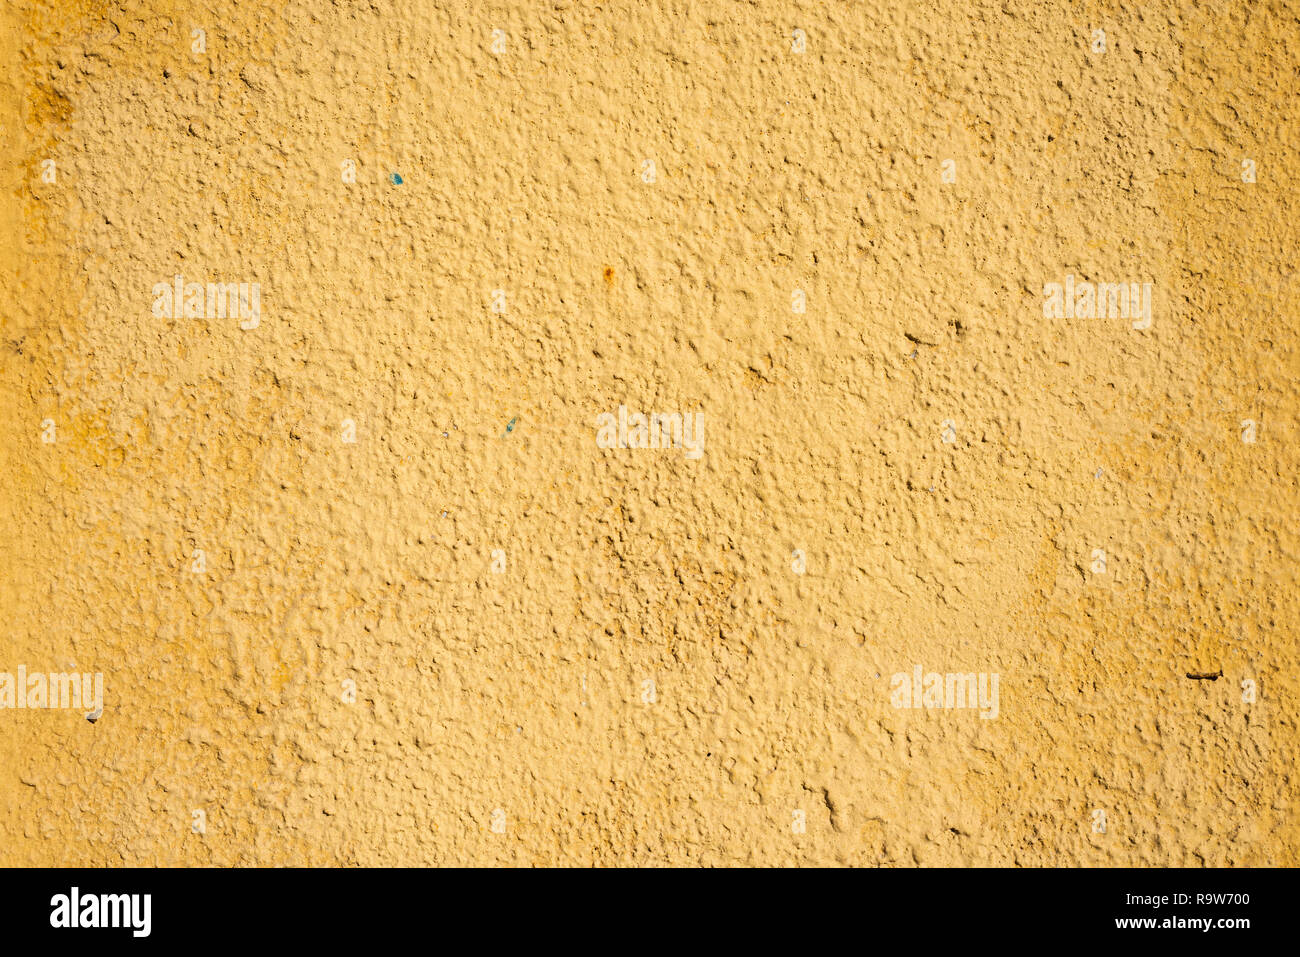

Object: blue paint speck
[505,417,517,435]
[389,172,403,185]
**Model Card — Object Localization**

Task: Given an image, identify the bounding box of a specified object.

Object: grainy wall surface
[1,0,1297,866]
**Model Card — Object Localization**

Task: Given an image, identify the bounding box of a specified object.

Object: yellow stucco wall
[1,0,1296,866]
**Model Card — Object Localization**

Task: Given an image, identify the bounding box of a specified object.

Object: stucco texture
[1,0,1297,866]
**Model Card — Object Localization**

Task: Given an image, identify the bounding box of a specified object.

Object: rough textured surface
[1,0,1297,866]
